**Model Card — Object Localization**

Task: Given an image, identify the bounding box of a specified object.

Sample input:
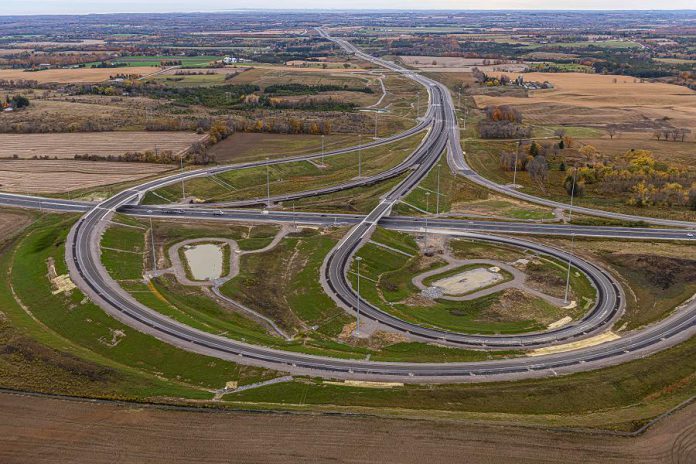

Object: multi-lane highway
[3,29,696,383]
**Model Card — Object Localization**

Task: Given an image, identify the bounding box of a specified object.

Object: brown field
[474,72,696,131]
[400,56,488,67]
[0,131,202,159]
[577,132,696,165]
[0,159,173,193]
[0,67,160,84]
[228,66,377,88]
[0,211,33,240]
[0,392,694,464]
[0,96,174,132]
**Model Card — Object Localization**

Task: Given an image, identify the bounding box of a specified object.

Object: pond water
[183,243,223,281]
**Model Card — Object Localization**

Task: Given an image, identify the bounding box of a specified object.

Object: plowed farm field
[0,131,202,159]
[0,159,174,194]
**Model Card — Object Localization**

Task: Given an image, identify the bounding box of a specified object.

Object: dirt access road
[0,391,694,463]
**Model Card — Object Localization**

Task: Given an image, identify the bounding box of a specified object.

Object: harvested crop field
[574,133,696,165]
[1,392,695,464]
[0,211,33,240]
[0,67,161,83]
[0,131,202,159]
[0,159,173,193]
[474,72,696,130]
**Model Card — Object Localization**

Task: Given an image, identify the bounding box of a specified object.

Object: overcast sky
[2,0,694,15]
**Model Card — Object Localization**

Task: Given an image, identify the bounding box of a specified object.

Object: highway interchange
[3,29,696,382]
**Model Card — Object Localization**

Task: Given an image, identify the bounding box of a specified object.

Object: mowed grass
[351,230,594,332]
[394,152,555,221]
[100,222,147,281]
[1,214,276,399]
[146,131,425,204]
[227,331,696,430]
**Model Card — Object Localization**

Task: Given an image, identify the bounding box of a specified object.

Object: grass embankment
[102,219,492,362]
[226,332,696,430]
[392,153,555,221]
[542,237,696,330]
[0,213,276,400]
[349,230,594,333]
[144,131,425,205]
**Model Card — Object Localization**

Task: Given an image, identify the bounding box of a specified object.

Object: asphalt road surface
[3,30,696,383]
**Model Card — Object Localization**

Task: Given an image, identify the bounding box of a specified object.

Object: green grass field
[349,229,594,333]
[145,131,425,205]
[0,214,276,400]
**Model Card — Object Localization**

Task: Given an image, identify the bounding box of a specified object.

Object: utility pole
[416,93,420,118]
[457,87,461,110]
[265,157,271,208]
[563,166,578,303]
[358,134,363,177]
[436,163,441,215]
[321,134,325,164]
[355,256,363,336]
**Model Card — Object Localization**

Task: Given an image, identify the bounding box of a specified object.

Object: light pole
[292,200,296,229]
[567,164,578,224]
[512,141,520,188]
[436,163,441,215]
[416,93,420,118]
[180,154,186,201]
[265,157,271,208]
[321,134,325,164]
[374,112,378,139]
[355,256,363,336]
[457,87,461,110]
[150,217,157,272]
[358,134,362,177]
[563,166,579,303]
[564,233,576,304]
[424,192,430,251]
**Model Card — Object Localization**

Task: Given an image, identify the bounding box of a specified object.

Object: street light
[355,256,363,336]
[321,134,325,164]
[374,112,378,139]
[564,233,576,304]
[512,140,520,188]
[564,165,579,303]
[436,163,441,215]
[265,157,271,208]
[424,192,431,252]
[180,154,186,201]
[358,134,363,178]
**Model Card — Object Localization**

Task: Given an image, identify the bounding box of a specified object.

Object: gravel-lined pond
[183,243,223,281]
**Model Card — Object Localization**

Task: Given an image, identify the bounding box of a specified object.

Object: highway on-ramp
[5,29,694,383]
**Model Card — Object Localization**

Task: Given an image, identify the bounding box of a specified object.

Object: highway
[2,29,695,383]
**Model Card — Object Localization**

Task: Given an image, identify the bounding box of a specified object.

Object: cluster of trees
[74,149,215,165]
[653,128,692,142]
[3,95,30,109]
[479,105,531,139]
[562,149,696,208]
[263,83,373,96]
[499,141,550,190]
